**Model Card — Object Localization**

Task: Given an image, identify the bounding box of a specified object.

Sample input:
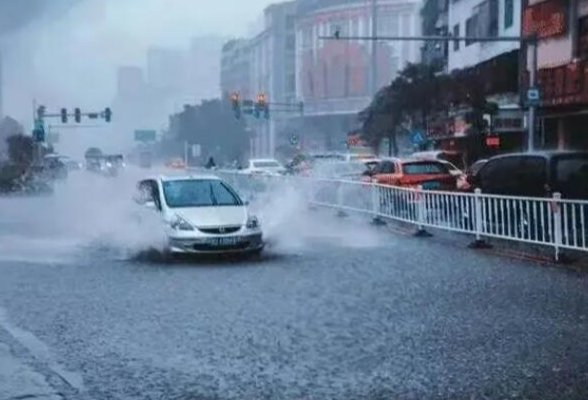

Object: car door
[478,157,522,195]
[373,161,397,185]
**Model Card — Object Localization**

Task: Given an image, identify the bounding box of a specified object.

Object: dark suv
[469,151,588,199]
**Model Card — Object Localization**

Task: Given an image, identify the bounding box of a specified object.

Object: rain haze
[1,0,275,154]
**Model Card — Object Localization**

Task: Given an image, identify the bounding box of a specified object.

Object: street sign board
[486,136,500,147]
[527,87,541,105]
[410,129,425,145]
[134,130,156,142]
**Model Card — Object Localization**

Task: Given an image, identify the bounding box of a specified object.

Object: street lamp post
[320,33,540,151]
[370,0,378,97]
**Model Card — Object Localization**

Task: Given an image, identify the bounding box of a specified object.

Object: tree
[166,97,250,165]
[6,134,34,166]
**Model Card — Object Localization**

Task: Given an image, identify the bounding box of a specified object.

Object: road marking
[0,307,85,392]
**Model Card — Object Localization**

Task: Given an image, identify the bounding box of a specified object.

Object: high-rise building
[221,39,251,99]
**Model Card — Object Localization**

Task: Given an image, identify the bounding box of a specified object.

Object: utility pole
[370,0,378,96]
[321,33,540,151]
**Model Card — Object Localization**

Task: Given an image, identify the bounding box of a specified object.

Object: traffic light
[255,92,268,119]
[104,107,112,122]
[60,108,68,124]
[74,108,82,123]
[230,92,241,119]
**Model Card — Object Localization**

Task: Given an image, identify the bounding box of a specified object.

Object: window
[137,180,161,210]
[504,0,514,29]
[478,157,521,194]
[555,155,588,198]
[465,15,478,46]
[403,162,448,175]
[162,179,243,208]
[375,161,396,174]
[453,24,460,51]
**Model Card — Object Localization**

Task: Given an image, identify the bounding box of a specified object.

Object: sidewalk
[0,341,62,400]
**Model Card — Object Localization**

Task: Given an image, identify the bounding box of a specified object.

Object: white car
[242,159,286,176]
[136,175,264,255]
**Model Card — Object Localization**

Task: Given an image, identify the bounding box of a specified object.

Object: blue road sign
[410,129,425,145]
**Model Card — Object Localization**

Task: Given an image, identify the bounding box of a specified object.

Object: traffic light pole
[319,33,540,151]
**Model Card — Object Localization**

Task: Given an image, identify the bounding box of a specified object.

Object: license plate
[422,181,441,190]
[206,237,240,247]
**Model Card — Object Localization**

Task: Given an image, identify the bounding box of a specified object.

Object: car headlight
[246,216,260,230]
[170,215,194,231]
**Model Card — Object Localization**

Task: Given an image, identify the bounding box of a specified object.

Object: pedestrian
[205,156,216,169]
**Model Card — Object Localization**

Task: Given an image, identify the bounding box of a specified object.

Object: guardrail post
[336,182,348,218]
[469,188,492,249]
[551,192,568,263]
[414,185,432,237]
[371,183,386,226]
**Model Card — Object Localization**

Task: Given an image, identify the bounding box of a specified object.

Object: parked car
[468,152,588,199]
[165,158,187,169]
[365,158,458,190]
[412,150,466,171]
[136,175,264,255]
[242,159,286,176]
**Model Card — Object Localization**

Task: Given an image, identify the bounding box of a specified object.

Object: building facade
[525,0,588,150]
[220,39,252,99]
[425,0,525,161]
[421,0,449,71]
[249,1,297,157]
[295,0,422,152]
[448,0,521,71]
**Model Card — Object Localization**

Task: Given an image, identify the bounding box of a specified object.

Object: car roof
[145,174,222,182]
[489,151,588,161]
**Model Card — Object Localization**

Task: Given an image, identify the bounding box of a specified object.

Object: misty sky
[2,0,276,123]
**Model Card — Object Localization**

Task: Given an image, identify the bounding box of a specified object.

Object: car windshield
[253,161,281,168]
[403,162,448,175]
[162,179,242,208]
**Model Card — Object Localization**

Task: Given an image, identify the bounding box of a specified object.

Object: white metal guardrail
[213,170,588,261]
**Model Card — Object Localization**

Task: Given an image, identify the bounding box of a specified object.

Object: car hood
[174,206,247,228]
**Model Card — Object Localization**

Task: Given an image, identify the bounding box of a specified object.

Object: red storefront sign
[538,60,588,106]
[486,136,501,148]
[523,0,569,39]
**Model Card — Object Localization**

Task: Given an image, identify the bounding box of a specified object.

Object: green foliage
[6,134,34,166]
[361,62,501,154]
[166,98,249,164]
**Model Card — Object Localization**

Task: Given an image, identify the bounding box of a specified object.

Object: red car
[365,158,458,190]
